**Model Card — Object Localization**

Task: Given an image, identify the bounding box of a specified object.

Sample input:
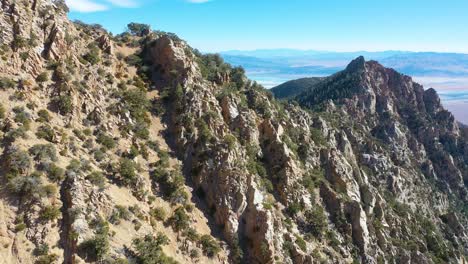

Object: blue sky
[67,0,468,53]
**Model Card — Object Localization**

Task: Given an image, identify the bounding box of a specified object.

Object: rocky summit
[0,1,467,264]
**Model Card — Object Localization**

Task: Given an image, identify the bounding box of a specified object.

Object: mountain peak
[345,55,366,71]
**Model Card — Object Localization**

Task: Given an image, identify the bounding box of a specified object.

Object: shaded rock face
[145,32,468,263]
[97,34,113,54]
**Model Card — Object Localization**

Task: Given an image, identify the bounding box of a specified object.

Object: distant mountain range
[221,49,468,124]
[221,49,468,87]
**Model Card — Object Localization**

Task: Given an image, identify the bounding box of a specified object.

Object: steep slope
[0,1,467,264]
[270,77,325,99]
[0,1,227,263]
[143,37,468,263]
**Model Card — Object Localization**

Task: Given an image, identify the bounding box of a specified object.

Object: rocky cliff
[0,1,466,264]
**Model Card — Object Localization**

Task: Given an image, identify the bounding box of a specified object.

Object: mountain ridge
[0,1,467,264]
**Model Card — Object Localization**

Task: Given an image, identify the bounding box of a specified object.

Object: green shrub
[230,235,244,263]
[109,205,131,224]
[304,207,327,238]
[125,54,142,66]
[93,149,106,162]
[127,144,140,159]
[47,164,65,182]
[73,129,86,141]
[190,248,200,259]
[156,150,170,168]
[133,123,150,140]
[40,205,61,222]
[83,128,92,136]
[117,158,138,186]
[8,175,43,199]
[78,220,110,262]
[0,77,16,89]
[82,43,101,65]
[132,234,176,264]
[127,23,151,36]
[66,159,83,177]
[150,207,167,222]
[36,72,49,83]
[29,144,58,163]
[96,132,116,150]
[301,168,324,194]
[295,235,307,251]
[34,243,49,256]
[180,228,198,243]
[5,127,28,141]
[231,66,246,88]
[42,184,57,198]
[129,205,145,220]
[86,171,106,189]
[36,125,55,142]
[200,234,221,258]
[120,88,150,123]
[11,35,28,50]
[5,147,32,176]
[35,254,59,264]
[196,118,212,143]
[37,109,51,122]
[28,32,39,47]
[0,103,5,119]
[15,222,27,232]
[196,53,231,83]
[151,166,186,203]
[52,95,73,115]
[310,128,326,146]
[13,107,31,129]
[287,202,304,216]
[167,207,190,232]
[19,52,29,61]
[224,134,237,149]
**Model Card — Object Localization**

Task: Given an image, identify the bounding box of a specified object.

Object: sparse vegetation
[37,109,51,122]
[96,132,116,150]
[109,205,131,224]
[116,158,138,186]
[127,23,151,36]
[82,43,101,65]
[0,8,465,264]
[78,219,110,262]
[36,72,49,83]
[29,144,58,164]
[13,106,31,129]
[52,95,73,115]
[39,205,61,222]
[36,125,55,142]
[200,234,221,258]
[86,171,106,188]
[150,207,167,222]
[167,207,190,232]
[0,77,16,89]
[304,207,328,239]
[47,164,65,182]
[132,233,177,264]
[0,103,5,119]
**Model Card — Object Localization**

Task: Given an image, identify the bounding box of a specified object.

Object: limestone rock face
[148,33,468,262]
[97,34,113,54]
[148,35,201,85]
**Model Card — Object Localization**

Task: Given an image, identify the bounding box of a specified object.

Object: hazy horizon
[67,0,468,123]
[68,0,468,53]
